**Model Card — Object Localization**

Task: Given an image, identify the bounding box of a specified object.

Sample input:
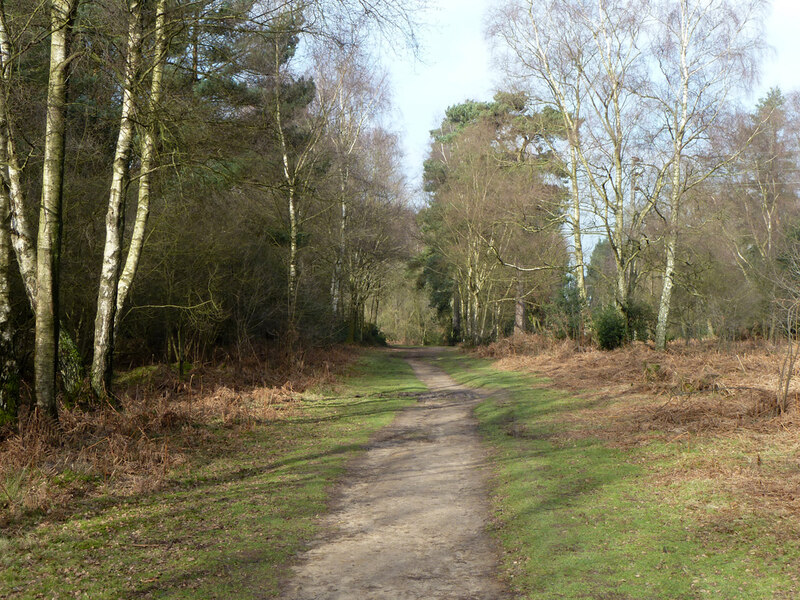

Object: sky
[384,0,800,196]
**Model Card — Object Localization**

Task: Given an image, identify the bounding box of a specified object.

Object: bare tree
[648,0,766,350]
[490,0,592,306]
[312,44,389,317]
[492,0,656,323]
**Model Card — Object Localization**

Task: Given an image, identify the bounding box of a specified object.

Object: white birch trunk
[115,0,167,331]
[569,144,587,306]
[655,0,690,351]
[331,171,347,316]
[0,179,17,420]
[0,6,37,307]
[655,229,677,349]
[34,0,76,417]
[514,277,525,336]
[91,0,143,396]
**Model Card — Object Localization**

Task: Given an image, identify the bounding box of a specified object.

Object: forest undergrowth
[476,334,800,516]
[0,345,357,527]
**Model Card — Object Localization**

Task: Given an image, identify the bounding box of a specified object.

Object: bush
[625,300,656,342]
[361,323,388,346]
[594,305,627,350]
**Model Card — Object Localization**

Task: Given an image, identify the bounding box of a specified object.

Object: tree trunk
[287,183,298,335]
[0,182,17,422]
[451,292,461,343]
[331,168,347,316]
[92,0,143,396]
[115,0,167,331]
[0,13,37,309]
[655,229,677,350]
[514,277,525,336]
[34,0,76,418]
[569,144,587,305]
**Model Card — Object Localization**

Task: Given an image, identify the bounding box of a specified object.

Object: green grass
[0,351,424,599]
[436,351,800,600]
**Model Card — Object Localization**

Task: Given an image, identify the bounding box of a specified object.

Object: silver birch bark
[651,0,764,350]
[35,0,76,417]
[270,34,331,344]
[0,177,16,420]
[115,0,168,331]
[514,276,525,336]
[91,0,143,396]
[0,3,37,307]
[1,0,85,403]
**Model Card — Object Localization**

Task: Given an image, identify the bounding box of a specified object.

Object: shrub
[361,323,387,346]
[625,300,656,342]
[594,305,627,350]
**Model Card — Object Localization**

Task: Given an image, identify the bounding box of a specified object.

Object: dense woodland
[1,0,799,427]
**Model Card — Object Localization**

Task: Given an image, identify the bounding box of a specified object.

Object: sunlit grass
[0,351,424,599]
[438,351,800,599]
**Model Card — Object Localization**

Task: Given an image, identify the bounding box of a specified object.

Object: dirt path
[279,348,508,600]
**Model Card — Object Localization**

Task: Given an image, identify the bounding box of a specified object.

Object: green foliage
[359,323,387,346]
[544,276,584,339]
[593,305,626,350]
[625,300,655,342]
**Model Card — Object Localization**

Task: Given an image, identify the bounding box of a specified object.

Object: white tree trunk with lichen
[115,0,167,333]
[34,0,76,418]
[0,181,17,420]
[91,0,143,396]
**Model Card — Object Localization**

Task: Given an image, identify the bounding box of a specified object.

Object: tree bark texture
[514,277,525,336]
[115,0,167,331]
[0,180,17,421]
[34,0,76,418]
[92,0,143,396]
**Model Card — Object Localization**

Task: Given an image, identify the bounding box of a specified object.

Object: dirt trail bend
[279,347,508,600]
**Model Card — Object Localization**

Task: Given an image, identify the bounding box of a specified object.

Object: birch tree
[492,0,656,323]
[490,0,592,306]
[90,0,172,396]
[114,0,168,330]
[91,0,145,396]
[312,45,388,317]
[648,0,766,350]
[0,177,15,421]
[34,0,78,417]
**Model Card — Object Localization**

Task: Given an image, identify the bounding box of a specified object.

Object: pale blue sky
[385,0,800,194]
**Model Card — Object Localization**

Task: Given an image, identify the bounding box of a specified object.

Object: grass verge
[0,350,423,599]
[435,350,800,600]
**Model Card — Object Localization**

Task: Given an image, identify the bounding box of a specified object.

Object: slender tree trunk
[115,0,167,332]
[569,144,587,305]
[451,292,461,343]
[0,9,37,309]
[655,1,690,351]
[0,14,18,421]
[34,0,76,418]
[331,167,347,316]
[92,0,143,396]
[655,229,677,350]
[287,184,298,335]
[0,182,17,421]
[514,277,525,336]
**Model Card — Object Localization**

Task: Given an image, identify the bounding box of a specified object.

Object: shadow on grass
[3,384,425,538]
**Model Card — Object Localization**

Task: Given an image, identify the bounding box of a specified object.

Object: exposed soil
[279,347,508,600]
